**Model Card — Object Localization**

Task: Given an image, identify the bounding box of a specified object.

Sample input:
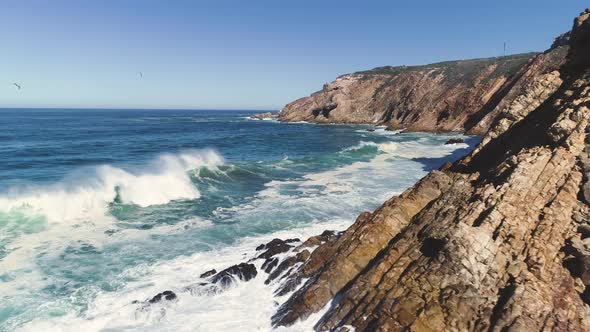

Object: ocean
[0,109,478,331]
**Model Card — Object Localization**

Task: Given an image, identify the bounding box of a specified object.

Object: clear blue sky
[0,1,583,110]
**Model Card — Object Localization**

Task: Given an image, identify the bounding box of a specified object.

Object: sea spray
[0,149,224,223]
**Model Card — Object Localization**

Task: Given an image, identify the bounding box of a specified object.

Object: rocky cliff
[279,45,567,135]
[267,8,590,331]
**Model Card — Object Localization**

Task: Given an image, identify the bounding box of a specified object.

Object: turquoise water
[0,109,478,331]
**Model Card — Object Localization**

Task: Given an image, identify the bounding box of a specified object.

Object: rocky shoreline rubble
[135,231,342,312]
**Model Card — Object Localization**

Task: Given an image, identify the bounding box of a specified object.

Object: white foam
[0,215,215,304]
[243,116,279,122]
[376,140,468,159]
[15,219,351,332]
[0,150,223,298]
[341,139,467,159]
[341,141,379,152]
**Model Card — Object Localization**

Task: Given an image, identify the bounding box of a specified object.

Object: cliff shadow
[452,80,571,182]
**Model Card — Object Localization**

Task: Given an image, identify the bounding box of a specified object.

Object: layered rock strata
[279,46,567,135]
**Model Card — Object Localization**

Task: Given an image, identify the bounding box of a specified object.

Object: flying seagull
[13,83,21,90]
[139,72,143,79]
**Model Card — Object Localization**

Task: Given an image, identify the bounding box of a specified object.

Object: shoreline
[2,116,474,331]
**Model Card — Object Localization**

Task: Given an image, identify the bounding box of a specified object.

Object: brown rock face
[279,49,567,134]
[273,171,453,326]
[272,8,590,331]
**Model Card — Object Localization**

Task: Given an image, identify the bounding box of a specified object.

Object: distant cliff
[279,47,568,134]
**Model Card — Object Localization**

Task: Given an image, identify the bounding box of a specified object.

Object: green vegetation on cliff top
[354,52,539,77]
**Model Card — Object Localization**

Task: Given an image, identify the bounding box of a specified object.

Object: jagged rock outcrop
[272,8,590,331]
[199,269,217,278]
[445,138,465,145]
[552,31,571,50]
[148,290,177,303]
[279,46,567,135]
[209,263,257,287]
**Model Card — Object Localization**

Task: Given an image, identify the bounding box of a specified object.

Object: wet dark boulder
[256,238,300,251]
[578,224,590,239]
[148,290,177,303]
[299,230,340,248]
[265,250,311,285]
[256,238,296,260]
[199,269,217,278]
[444,138,465,145]
[262,257,279,274]
[275,275,304,297]
[319,230,339,241]
[210,263,257,287]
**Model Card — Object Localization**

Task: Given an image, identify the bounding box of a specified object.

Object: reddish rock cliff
[279,48,567,134]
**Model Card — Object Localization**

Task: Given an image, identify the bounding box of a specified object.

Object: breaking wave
[0,150,224,223]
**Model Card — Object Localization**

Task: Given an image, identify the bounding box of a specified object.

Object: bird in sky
[139,72,143,79]
[13,83,21,90]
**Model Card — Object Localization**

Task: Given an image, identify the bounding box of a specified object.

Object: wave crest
[0,150,224,222]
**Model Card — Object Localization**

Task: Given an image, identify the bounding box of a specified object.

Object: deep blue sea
[0,109,478,331]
